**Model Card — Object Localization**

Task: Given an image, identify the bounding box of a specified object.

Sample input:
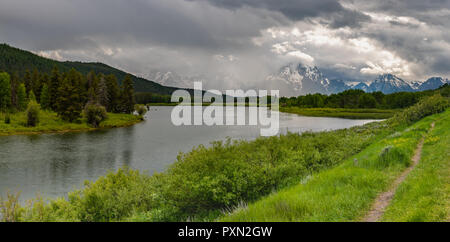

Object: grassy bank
[381,113,450,221]
[0,110,142,136]
[221,111,443,221]
[0,95,448,222]
[279,107,397,119]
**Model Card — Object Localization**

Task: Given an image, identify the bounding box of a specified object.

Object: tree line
[0,67,135,124]
[280,87,449,109]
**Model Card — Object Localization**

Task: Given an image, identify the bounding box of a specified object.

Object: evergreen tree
[40,84,50,110]
[10,72,19,110]
[56,77,82,122]
[28,90,36,102]
[97,75,109,109]
[31,68,41,101]
[87,87,98,105]
[120,75,135,114]
[0,72,11,111]
[49,66,61,111]
[17,83,27,111]
[105,74,120,112]
[24,70,32,95]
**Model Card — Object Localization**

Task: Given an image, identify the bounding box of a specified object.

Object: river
[0,106,379,201]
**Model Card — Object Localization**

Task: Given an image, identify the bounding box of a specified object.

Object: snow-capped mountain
[367,74,414,94]
[351,82,370,93]
[265,63,448,96]
[265,63,331,96]
[144,64,448,97]
[418,77,448,91]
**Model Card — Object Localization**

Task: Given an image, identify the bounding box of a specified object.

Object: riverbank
[0,111,143,136]
[0,95,447,222]
[221,110,447,222]
[279,107,398,119]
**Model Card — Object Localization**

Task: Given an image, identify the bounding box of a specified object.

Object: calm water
[0,106,378,201]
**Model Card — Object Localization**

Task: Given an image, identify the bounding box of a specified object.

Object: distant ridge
[0,43,181,95]
[267,63,449,96]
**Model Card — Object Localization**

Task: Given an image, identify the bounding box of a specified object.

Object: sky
[0,0,449,90]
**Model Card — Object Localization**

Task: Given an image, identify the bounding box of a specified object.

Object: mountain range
[264,63,449,96]
[1,44,447,97]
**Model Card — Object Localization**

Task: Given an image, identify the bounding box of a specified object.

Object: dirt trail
[363,122,435,222]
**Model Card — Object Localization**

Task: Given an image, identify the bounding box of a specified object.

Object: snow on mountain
[351,82,370,93]
[367,74,414,94]
[265,63,334,96]
[145,64,447,97]
[418,77,447,91]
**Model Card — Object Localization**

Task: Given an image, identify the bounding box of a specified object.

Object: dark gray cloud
[0,0,448,88]
[191,0,371,28]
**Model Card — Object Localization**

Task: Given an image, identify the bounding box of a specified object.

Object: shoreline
[0,112,143,136]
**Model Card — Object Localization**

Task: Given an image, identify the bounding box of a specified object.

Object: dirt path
[363,122,435,222]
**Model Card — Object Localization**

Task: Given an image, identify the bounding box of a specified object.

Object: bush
[84,104,108,127]
[390,94,449,125]
[26,100,40,127]
[4,113,10,124]
[134,104,148,116]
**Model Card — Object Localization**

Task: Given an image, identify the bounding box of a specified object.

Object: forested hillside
[0,44,178,94]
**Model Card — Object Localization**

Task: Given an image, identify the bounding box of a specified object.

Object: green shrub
[84,104,108,127]
[26,100,40,127]
[4,113,10,124]
[390,94,449,125]
[134,104,148,116]
[0,192,23,222]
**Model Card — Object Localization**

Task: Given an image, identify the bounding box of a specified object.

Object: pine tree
[31,68,41,101]
[0,72,11,111]
[105,74,120,112]
[10,72,19,110]
[49,66,61,111]
[17,83,27,111]
[40,84,50,110]
[24,70,32,95]
[56,77,82,122]
[28,90,36,102]
[120,75,135,114]
[97,75,109,109]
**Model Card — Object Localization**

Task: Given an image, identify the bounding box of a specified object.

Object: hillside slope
[0,44,179,94]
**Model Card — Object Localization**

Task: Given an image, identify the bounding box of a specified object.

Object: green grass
[220,110,445,222]
[279,107,398,119]
[381,112,450,222]
[0,110,142,136]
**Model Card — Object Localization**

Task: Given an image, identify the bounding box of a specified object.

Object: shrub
[26,100,40,127]
[0,192,23,222]
[390,94,449,125]
[134,104,148,116]
[84,104,108,127]
[61,168,157,222]
[4,113,10,124]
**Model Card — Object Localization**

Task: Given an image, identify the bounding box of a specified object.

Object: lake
[0,106,379,201]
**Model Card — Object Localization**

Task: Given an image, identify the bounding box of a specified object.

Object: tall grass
[221,110,443,221]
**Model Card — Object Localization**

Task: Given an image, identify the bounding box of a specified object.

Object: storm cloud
[0,0,448,89]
